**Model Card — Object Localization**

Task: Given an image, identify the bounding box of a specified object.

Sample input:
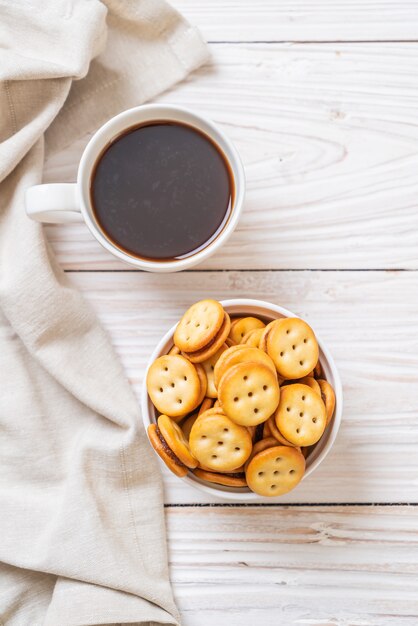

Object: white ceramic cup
[141,298,343,501]
[25,104,245,272]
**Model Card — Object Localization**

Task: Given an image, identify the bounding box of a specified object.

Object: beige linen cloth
[0,1,208,624]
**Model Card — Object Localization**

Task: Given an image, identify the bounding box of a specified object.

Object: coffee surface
[91,121,233,260]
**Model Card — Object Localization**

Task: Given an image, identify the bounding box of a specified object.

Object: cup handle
[25,183,83,223]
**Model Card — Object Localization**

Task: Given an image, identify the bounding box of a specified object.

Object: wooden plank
[167,505,418,625]
[69,269,418,504]
[171,1,418,42]
[44,43,418,270]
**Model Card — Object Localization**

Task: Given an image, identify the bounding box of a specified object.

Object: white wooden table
[44,3,418,623]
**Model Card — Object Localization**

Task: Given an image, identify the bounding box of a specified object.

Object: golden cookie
[284,376,321,397]
[246,446,305,496]
[198,407,226,418]
[201,344,228,398]
[244,436,278,470]
[146,354,201,418]
[225,337,237,347]
[168,345,180,355]
[242,328,264,348]
[197,462,245,473]
[263,419,272,439]
[158,414,198,468]
[147,423,188,478]
[214,345,276,389]
[218,362,280,426]
[195,364,208,406]
[301,376,321,396]
[213,344,246,387]
[230,317,265,344]
[267,317,319,379]
[181,412,199,440]
[314,360,323,379]
[174,299,224,352]
[275,383,326,446]
[258,320,277,352]
[214,399,221,408]
[267,415,298,447]
[193,468,247,488]
[247,425,257,442]
[317,379,336,426]
[198,397,214,416]
[230,317,244,329]
[189,413,252,472]
[182,313,231,363]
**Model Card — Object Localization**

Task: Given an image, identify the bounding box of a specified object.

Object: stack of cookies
[146,299,336,497]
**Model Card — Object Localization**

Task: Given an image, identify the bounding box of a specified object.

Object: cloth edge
[45,24,209,155]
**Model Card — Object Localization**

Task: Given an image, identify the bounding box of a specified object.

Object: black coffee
[90,121,234,261]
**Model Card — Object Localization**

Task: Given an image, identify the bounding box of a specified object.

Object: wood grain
[171,0,418,42]
[167,505,418,625]
[37,7,418,621]
[44,44,418,270]
[69,269,418,504]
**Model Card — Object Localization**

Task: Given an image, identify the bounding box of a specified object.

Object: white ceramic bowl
[141,299,343,501]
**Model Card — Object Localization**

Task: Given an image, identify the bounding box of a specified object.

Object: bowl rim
[141,298,343,501]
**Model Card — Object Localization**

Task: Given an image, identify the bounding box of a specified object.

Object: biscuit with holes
[317,379,336,426]
[218,362,280,426]
[258,320,279,352]
[193,468,247,487]
[214,345,276,389]
[147,423,188,477]
[158,414,198,469]
[174,299,224,352]
[242,328,264,348]
[189,413,252,471]
[230,317,265,344]
[246,445,305,496]
[267,317,319,379]
[213,344,246,387]
[147,354,201,418]
[267,415,298,447]
[182,313,231,363]
[201,344,228,398]
[275,383,326,446]
[168,345,180,355]
[245,436,278,470]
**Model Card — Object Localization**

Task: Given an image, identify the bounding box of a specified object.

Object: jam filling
[221,472,246,479]
[156,426,187,469]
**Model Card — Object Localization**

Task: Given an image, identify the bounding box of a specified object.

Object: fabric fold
[0,1,208,624]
